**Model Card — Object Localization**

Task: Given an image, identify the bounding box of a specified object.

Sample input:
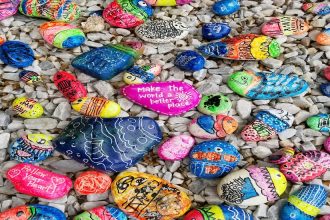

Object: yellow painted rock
[12,97,44,118]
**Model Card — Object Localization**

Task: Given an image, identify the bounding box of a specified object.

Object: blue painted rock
[19,70,42,84]
[123,64,161,85]
[73,206,127,220]
[0,204,66,219]
[228,71,309,100]
[213,0,240,16]
[0,0,20,21]
[202,23,231,40]
[174,50,205,72]
[53,117,162,172]
[306,114,330,132]
[280,184,327,220]
[189,140,240,179]
[302,3,330,16]
[320,83,330,97]
[0,41,35,68]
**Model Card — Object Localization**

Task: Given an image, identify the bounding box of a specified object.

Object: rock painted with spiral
[74,171,112,195]
[12,97,44,119]
[145,0,192,6]
[74,206,127,220]
[302,2,330,16]
[0,40,35,68]
[0,0,20,20]
[306,114,330,132]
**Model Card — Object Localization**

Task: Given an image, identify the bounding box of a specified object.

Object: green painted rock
[306,114,330,132]
[197,94,232,115]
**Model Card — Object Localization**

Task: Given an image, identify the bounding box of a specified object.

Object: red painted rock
[158,135,195,161]
[324,66,330,81]
[74,171,112,195]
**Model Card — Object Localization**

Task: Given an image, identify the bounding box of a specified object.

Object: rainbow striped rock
[0,0,20,20]
[74,206,127,220]
[306,114,330,132]
[302,2,330,16]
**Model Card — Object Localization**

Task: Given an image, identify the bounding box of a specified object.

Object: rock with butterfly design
[0,0,20,20]
[302,2,330,16]
[158,134,195,161]
[0,40,35,68]
[6,163,72,199]
[73,206,127,220]
[74,171,112,195]
[269,147,295,165]
[145,0,191,6]
[12,97,44,119]
[212,0,240,16]
[306,114,330,132]
[19,70,42,85]
[324,137,330,153]
[202,23,231,41]
[123,64,161,85]
[316,28,330,46]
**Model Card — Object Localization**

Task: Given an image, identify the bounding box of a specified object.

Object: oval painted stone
[9,134,54,163]
[53,71,87,102]
[112,171,191,219]
[320,215,330,220]
[158,135,195,161]
[320,83,330,97]
[122,81,202,116]
[19,70,42,84]
[316,28,330,46]
[280,150,330,183]
[6,163,72,199]
[0,0,20,21]
[197,94,232,115]
[324,137,330,153]
[145,0,192,6]
[135,20,189,43]
[74,206,127,220]
[269,147,295,165]
[189,114,238,139]
[228,71,309,100]
[302,3,330,16]
[39,21,86,49]
[280,184,327,220]
[306,114,330,132]
[174,51,205,72]
[212,0,240,16]
[324,66,330,81]
[202,23,231,41]
[217,166,287,206]
[123,64,161,85]
[189,140,240,179]
[12,97,44,119]
[53,117,162,172]
[74,171,112,195]
[0,41,35,68]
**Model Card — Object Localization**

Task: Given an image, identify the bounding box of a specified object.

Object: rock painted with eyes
[324,137,330,153]
[174,50,205,72]
[144,0,191,6]
[111,171,191,220]
[0,41,35,68]
[306,114,330,132]
[316,28,330,46]
[74,171,112,195]
[280,184,327,220]
[202,23,231,41]
[12,97,44,119]
[123,64,161,85]
[197,94,232,115]
[302,2,330,16]
[189,140,240,179]
[19,70,42,85]
[74,206,127,220]
[0,0,20,21]
[158,135,195,161]
[269,147,295,165]
[217,166,287,206]
[6,163,72,199]
[53,117,162,172]
[212,0,240,16]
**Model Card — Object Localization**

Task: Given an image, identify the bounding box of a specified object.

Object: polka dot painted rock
[174,50,205,72]
[269,147,295,165]
[306,114,330,132]
[123,64,161,85]
[73,206,127,220]
[197,94,232,115]
[74,171,112,195]
[0,0,20,21]
[217,166,287,206]
[19,70,42,85]
[316,28,330,46]
[189,140,240,179]
[202,23,231,41]
[158,135,195,161]
[324,66,330,81]
[324,137,330,153]
[12,97,44,119]
[145,0,192,6]
[212,0,240,16]
[320,83,330,97]
[302,3,330,16]
[0,41,35,68]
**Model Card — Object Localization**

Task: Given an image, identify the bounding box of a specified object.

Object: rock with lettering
[74,206,127,220]
[74,171,112,195]
[302,2,330,16]
[212,0,240,16]
[158,135,195,161]
[12,97,44,119]
[0,0,20,20]
[145,0,191,6]
[6,163,72,199]
[112,171,191,219]
[174,51,205,72]
[19,70,42,85]
[320,83,330,97]
[316,28,330,46]
[202,23,231,40]
[123,64,161,85]
[197,94,232,115]
[269,147,295,165]
[0,41,35,68]
[122,81,201,116]
[324,66,330,81]
[306,114,330,132]
[324,137,330,153]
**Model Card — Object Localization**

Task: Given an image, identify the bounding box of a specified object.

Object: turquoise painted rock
[197,94,232,115]
[74,206,127,220]
[0,204,66,219]
[306,114,330,132]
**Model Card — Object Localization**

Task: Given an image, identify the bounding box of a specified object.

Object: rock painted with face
[197,94,232,115]
[269,147,295,165]
[174,50,205,72]
[73,206,127,220]
[302,2,330,16]
[19,70,42,85]
[74,171,112,195]
[12,97,44,119]
[212,0,240,16]
[0,41,35,68]
[202,23,231,41]
[306,114,330,132]
[316,28,330,46]
[145,0,192,6]
[324,137,330,153]
[123,64,161,85]
[158,135,195,161]
[0,0,20,21]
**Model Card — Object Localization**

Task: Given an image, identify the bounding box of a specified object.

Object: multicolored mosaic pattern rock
[174,50,205,72]
[0,41,35,68]
[73,206,127,220]
[202,23,231,41]
[12,97,44,119]
[302,2,330,16]
[0,0,20,21]
[74,171,112,195]
[123,64,161,85]
[269,147,295,165]
[145,0,192,6]
[306,114,330,132]
[197,94,232,115]
[158,134,195,161]
[19,70,42,84]
[316,28,330,46]
[212,0,240,16]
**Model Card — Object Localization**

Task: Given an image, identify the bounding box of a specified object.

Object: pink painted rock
[122,81,202,116]
[324,137,330,153]
[320,215,330,220]
[6,163,72,199]
[324,66,330,81]
[0,0,20,21]
[158,135,195,161]
[269,147,295,165]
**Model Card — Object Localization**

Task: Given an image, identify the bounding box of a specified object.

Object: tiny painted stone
[189,114,238,139]
[189,140,240,179]
[39,21,86,49]
[320,83,330,97]
[112,171,191,219]
[212,0,240,16]
[280,150,330,183]
[12,97,44,119]
[158,135,195,161]
[103,0,153,28]
[74,171,112,195]
[197,94,232,115]
[145,0,191,6]
[123,64,161,85]
[202,23,231,41]
[74,206,127,220]
[0,0,20,21]
[53,117,162,172]
[302,2,330,16]
[9,134,54,163]
[135,20,189,43]
[324,137,330,153]
[122,81,202,116]
[217,166,287,206]
[0,41,35,68]
[174,50,205,72]
[6,163,72,199]
[280,184,327,220]
[198,34,281,60]
[306,114,330,132]
[241,109,294,142]
[324,66,330,81]
[316,28,330,46]
[228,71,309,100]
[19,70,42,84]
[269,147,295,165]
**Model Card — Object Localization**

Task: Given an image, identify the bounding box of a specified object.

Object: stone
[0,133,10,149]
[320,83,330,97]
[111,171,191,219]
[236,99,252,119]
[189,140,240,179]
[197,94,232,115]
[316,29,330,46]
[123,64,161,85]
[158,134,195,161]
[252,146,272,159]
[217,166,287,206]
[73,206,127,220]
[19,70,42,85]
[82,15,105,33]
[0,41,35,68]
[202,23,231,41]
[74,171,112,195]
[212,0,240,16]
[122,81,201,116]
[269,147,295,165]
[12,97,44,119]
[145,0,191,6]
[0,111,10,126]
[24,118,58,130]
[0,204,66,219]
[6,163,72,199]
[0,0,19,21]
[53,117,162,172]
[324,137,330,153]
[174,50,205,72]
[306,114,330,132]
[324,66,330,81]
[302,3,330,16]
[52,102,71,121]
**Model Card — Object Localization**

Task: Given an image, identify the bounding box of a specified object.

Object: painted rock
[320,215,330,220]
[9,134,54,163]
[19,70,42,84]
[111,171,191,219]
[74,171,112,195]
[103,0,153,28]
[280,184,327,220]
[12,97,44,119]
[280,150,330,183]
[122,81,201,116]
[241,109,294,142]
[202,23,231,41]
[6,163,72,199]
[135,20,189,43]
[0,41,34,68]
[123,64,161,85]
[183,204,253,220]
[217,166,287,206]
[306,114,330,132]
[174,50,205,72]
[0,0,20,21]
[19,0,80,22]
[189,140,240,179]
[0,204,66,220]
[39,21,85,49]
[212,0,240,16]
[324,137,330,153]
[320,83,330,97]
[189,114,238,139]
[53,117,162,172]
[269,147,295,165]
[324,66,330,81]
[158,135,195,161]
[316,28,330,46]
[197,94,232,115]
[53,71,87,102]
[198,34,281,60]
[0,36,4,45]
[227,71,309,100]
[71,43,142,80]
[302,3,330,16]
[74,206,127,220]
[145,0,191,6]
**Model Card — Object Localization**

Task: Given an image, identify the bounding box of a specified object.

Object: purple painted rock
[324,137,330,153]
[158,135,195,161]
[0,0,20,20]
[269,147,295,165]
[121,81,202,116]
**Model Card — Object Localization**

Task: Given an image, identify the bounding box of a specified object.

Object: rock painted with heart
[306,114,330,132]
[12,97,44,119]
[0,0,20,21]
[19,70,42,85]
[73,206,127,220]
[202,23,231,41]
[74,171,112,195]
[302,2,330,16]
[0,40,35,68]
[269,147,295,165]
[145,0,192,6]
[197,94,232,115]
[123,64,161,85]
[158,135,195,161]
[212,0,240,16]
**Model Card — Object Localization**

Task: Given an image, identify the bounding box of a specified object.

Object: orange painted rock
[316,28,330,46]
[74,171,112,195]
